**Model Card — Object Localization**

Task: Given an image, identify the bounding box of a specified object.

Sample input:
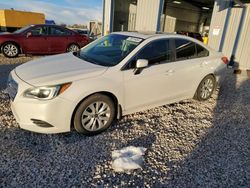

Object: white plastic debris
[112,146,147,172]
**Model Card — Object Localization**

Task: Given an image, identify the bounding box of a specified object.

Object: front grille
[6,74,18,101]
[31,119,54,128]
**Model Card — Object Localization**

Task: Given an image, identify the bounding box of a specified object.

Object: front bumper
[8,71,73,134]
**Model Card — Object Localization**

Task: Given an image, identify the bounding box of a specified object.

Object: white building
[102,0,250,71]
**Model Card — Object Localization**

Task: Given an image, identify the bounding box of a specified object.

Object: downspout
[156,0,165,32]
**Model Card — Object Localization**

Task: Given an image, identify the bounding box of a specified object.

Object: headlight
[24,83,71,100]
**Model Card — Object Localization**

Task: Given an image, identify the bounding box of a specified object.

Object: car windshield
[77,34,143,67]
[79,30,88,34]
[13,25,31,34]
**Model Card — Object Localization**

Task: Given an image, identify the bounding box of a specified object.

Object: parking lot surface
[0,55,249,187]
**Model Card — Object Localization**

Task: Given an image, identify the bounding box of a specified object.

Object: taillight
[221,56,229,64]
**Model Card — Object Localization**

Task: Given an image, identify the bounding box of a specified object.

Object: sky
[0,0,103,25]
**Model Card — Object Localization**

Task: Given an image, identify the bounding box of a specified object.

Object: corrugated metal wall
[209,0,250,69]
[135,0,160,31]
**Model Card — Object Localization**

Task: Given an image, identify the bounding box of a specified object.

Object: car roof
[113,31,192,40]
[113,31,162,39]
[27,24,79,34]
[113,31,216,53]
[29,24,64,27]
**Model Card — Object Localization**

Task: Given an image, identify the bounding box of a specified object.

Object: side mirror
[134,59,148,75]
[26,32,32,38]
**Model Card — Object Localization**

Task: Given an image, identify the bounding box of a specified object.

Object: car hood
[0,32,11,35]
[15,53,108,86]
[0,33,17,37]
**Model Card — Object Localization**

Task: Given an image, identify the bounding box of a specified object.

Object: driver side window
[29,26,48,36]
[127,39,172,69]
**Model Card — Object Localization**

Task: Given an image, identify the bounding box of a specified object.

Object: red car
[0,24,90,58]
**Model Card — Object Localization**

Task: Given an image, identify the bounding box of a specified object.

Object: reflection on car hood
[0,32,11,35]
[15,53,108,86]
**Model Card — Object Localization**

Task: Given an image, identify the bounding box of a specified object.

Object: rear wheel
[2,43,19,58]
[73,94,115,135]
[67,44,80,52]
[195,75,216,101]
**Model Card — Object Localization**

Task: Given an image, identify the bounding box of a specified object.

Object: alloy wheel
[68,44,79,52]
[3,44,18,57]
[81,101,111,131]
[200,78,214,99]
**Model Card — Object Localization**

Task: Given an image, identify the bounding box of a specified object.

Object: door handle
[165,69,175,75]
[201,61,209,67]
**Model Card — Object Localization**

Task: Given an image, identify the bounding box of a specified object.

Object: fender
[0,40,23,53]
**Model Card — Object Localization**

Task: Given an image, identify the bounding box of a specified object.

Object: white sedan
[6,32,228,135]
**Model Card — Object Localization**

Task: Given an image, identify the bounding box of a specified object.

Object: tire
[73,94,115,135]
[67,44,80,52]
[195,75,216,101]
[2,43,19,58]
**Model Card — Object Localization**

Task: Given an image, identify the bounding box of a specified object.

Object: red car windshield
[13,26,31,34]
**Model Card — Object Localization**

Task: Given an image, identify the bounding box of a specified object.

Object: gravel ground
[0,55,249,187]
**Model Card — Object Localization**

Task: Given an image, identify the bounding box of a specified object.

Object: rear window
[50,27,73,36]
[196,44,209,57]
[175,39,196,60]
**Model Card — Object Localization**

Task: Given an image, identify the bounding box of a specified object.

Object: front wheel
[2,43,19,58]
[73,94,115,135]
[195,75,216,101]
[67,44,80,52]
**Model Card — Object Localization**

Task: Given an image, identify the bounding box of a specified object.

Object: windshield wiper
[79,53,103,66]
